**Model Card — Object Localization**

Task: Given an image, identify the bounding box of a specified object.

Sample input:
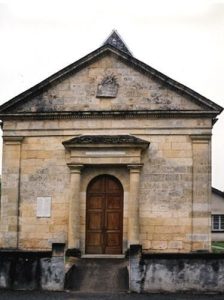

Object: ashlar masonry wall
[0,116,212,253]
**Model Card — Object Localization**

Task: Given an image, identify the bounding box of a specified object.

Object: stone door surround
[62,135,149,251]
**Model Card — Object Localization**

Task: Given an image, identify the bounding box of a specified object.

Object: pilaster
[127,164,142,245]
[67,164,83,249]
[0,136,23,248]
[190,134,211,251]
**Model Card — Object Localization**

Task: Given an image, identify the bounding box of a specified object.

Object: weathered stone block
[168,241,183,249]
[152,241,168,250]
[40,257,65,291]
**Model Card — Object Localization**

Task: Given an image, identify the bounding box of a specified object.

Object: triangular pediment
[0,33,222,119]
[63,135,149,149]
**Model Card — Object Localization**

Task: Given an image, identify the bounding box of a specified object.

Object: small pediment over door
[62,135,150,166]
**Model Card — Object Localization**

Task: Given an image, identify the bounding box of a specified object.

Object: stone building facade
[0,31,222,254]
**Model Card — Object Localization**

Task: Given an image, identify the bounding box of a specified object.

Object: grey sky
[1,0,224,189]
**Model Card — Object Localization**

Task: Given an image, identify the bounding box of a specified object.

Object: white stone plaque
[36,197,51,217]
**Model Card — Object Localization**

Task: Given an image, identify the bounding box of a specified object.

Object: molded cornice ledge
[190,134,211,142]
[67,164,83,173]
[3,136,24,144]
[62,135,150,150]
[0,110,220,121]
[127,164,143,170]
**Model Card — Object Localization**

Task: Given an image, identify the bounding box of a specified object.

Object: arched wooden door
[86,175,123,254]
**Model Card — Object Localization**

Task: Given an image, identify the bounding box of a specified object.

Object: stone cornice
[3,136,24,144]
[0,110,219,121]
[63,135,149,147]
[190,134,211,142]
[128,164,143,172]
[67,164,83,173]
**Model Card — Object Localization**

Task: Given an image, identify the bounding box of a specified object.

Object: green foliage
[212,241,224,253]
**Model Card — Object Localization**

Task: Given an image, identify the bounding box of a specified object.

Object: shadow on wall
[129,245,224,293]
[0,250,64,291]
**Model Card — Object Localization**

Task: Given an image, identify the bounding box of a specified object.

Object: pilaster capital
[3,136,24,145]
[190,134,211,143]
[127,164,143,173]
[67,164,83,174]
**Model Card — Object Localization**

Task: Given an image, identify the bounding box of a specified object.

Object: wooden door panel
[87,212,103,230]
[86,175,123,254]
[87,195,104,209]
[106,212,121,230]
[86,246,103,254]
[106,232,120,246]
[107,178,121,192]
[105,232,122,254]
[105,248,121,254]
[86,232,102,246]
[89,178,104,193]
[86,232,103,254]
[107,195,122,209]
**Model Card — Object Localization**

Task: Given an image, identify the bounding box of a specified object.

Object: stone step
[65,258,129,292]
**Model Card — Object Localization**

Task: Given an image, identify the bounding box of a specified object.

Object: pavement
[0,291,224,300]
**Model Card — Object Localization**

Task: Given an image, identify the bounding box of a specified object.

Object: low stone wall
[129,245,224,293]
[0,250,65,291]
[2,246,224,293]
